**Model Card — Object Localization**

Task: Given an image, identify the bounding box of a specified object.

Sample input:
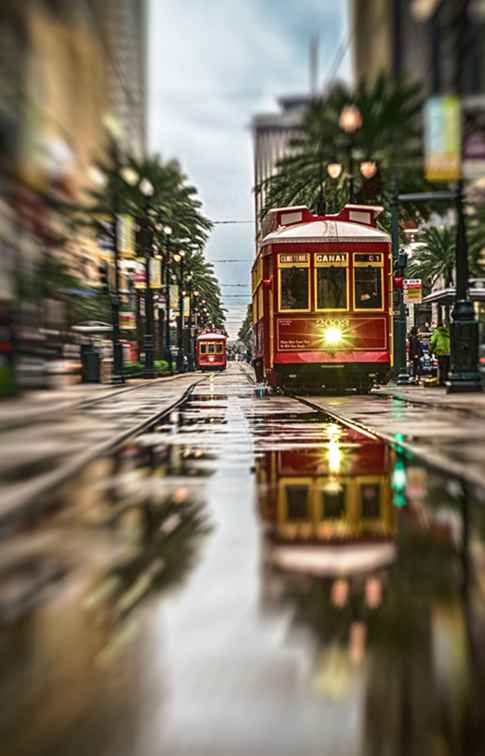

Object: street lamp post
[390,177,410,384]
[447,0,481,393]
[139,177,156,379]
[187,287,198,371]
[174,251,186,372]
[162,225,173,372]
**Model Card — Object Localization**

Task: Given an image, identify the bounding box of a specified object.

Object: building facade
[252,94,313,243]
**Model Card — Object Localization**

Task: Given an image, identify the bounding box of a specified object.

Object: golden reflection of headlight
[327,440,342,474]
[323,326,343,345]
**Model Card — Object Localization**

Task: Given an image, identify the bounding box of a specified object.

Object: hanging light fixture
[339,104,363,134]
[327,162,343,179]
[360,160,378,179]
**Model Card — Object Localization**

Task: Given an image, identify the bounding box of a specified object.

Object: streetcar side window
[200,344,206,354]
[279,267,309,311]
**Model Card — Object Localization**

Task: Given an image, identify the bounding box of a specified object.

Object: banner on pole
[133,257,161,289]
[170,284,179,312]
[120,311,136,330]
[183,296,190,318]
[403,278,422,304]
[118,214,135,258]
[424,96,461,182]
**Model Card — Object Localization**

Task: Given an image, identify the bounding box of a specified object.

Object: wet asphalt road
[1,365,485,756]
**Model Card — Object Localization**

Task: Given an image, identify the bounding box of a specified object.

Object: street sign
[424,96,461,182]
[403,278,422,304]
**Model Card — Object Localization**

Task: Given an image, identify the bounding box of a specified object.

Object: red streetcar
[196,332,227,371]
[251,204,393,392]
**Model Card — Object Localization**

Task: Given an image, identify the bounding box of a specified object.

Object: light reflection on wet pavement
[1,366,485,755]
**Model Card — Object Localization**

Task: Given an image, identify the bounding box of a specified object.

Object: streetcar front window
[354,268,382,309]
[208,344,215,354]
[216,344,223,353]
[316,267,347,310]
[285,485,309,520]
[321,486,346,519]
[279,267,309,311]
[200,344,206,354]
[360,483,381,518]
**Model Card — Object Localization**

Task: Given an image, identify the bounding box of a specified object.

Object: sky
[148,0,351,338]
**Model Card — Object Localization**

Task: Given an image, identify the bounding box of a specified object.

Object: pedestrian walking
[430,322,450,386]
[408,326,423,384]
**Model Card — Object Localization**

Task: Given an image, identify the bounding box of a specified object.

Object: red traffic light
[393,276,404,290]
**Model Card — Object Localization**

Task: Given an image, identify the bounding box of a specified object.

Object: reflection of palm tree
[91,496,211,627]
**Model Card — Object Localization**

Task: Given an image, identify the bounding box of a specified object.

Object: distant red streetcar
[196,332,227,371]
[251,204,393,392]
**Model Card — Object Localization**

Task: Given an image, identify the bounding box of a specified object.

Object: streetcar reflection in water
[255,426,485,752]
[251,204,393,392]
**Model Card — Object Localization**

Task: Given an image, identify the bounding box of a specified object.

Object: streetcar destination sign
[315,253,347,264]
[279,254,308,264]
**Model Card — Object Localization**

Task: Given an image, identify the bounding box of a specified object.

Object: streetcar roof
[261,218,389,245]
[197,332,226,340]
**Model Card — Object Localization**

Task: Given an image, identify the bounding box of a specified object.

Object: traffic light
[99,263,109,293]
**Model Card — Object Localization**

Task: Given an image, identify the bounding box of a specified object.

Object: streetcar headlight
[208,356,215,362]
[323,326,343,346]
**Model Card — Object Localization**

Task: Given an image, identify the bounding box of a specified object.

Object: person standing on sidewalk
[430,322,451,386]
[408,326,423,384]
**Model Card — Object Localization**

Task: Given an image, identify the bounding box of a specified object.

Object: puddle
[2,374,485,755]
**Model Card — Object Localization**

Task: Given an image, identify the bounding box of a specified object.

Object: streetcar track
[0,378,205,536]
[238,365,485,491]
[1,372,198,433]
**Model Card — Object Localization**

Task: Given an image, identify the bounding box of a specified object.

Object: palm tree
[261,72,435,225]
[408,224,484,292]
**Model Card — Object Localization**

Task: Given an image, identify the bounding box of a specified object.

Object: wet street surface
[2,365,485,755]
[0,375,199,527]
[303,392,485,489]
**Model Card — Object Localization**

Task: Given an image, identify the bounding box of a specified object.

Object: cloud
[148,0,349,336]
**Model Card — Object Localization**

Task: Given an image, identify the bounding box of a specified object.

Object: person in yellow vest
[430,322,451,386]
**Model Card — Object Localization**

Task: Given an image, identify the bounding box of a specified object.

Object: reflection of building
[251,95,313,242]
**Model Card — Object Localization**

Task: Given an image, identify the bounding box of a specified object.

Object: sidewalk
[375,382,485,418]
[0,373,196,430]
